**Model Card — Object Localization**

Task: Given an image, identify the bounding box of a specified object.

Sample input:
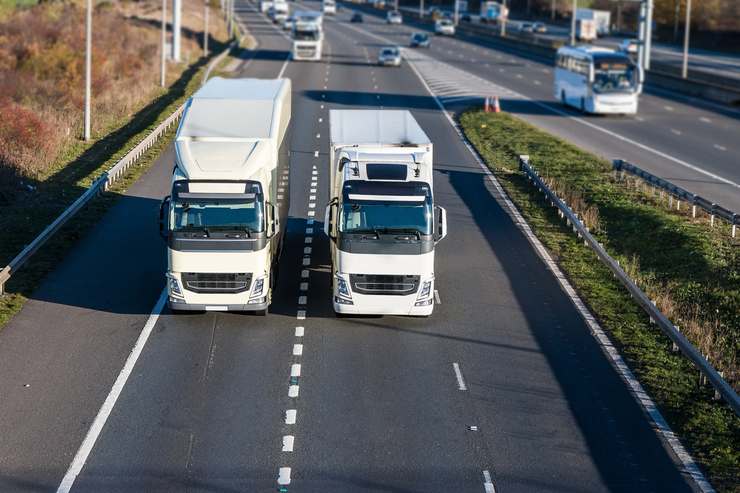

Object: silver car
[378,46,401,66]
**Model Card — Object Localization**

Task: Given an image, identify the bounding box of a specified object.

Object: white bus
[554,46,642,115]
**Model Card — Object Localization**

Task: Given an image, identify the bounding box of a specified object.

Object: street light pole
[570,0,577,45]
[681,0,691,78]
[419,0,424,18]
[644,0,653,69]
[454,0,459,26]
[204,0,209,57]
[172,0,182,61]
[84,0,92,141]
[160,0,167,87]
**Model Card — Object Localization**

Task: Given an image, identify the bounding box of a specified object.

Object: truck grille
[296,47,316,57]
[349,274,420,296]
[181,273,252,293]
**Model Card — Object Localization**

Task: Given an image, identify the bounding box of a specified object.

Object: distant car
[410,32,430,48]
[373,0,385,7]
[435,18,455,35]
[378,46,401,66]
[533,22,547,33]
[519,22,534,33]
[282,16,293,30]
[619,38,639,55]
[351,12,363,22]
[460,13,472,23]
[387,10,402,24]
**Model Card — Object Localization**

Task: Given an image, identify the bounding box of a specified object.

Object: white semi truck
[292,11,323,61]
[159,77,291,314]
[576,8,611,36]
[324,110,447,316]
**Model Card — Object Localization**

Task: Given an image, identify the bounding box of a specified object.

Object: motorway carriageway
[352,2,740,213]
[0,1,710,492]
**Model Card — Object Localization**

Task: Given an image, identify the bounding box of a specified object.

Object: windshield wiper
[347,228,381,238]
[378,227,422,239]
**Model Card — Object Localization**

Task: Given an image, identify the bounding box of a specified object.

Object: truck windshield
[339,181,432,235]
[294,29,319,41]
[592,57,637,94]
[173,198,264,234]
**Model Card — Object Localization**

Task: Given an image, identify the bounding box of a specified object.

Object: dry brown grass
[0,0,226,202]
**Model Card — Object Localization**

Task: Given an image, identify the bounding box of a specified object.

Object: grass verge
[460,110,739,492]
[0,41,236,330]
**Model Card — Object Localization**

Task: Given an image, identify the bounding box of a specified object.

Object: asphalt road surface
[0,2,710,492]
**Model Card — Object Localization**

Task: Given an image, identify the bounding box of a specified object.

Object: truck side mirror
[266,202,278,238]
[159,196,171,240]
[434,205,447,243]
[324,199,337,240]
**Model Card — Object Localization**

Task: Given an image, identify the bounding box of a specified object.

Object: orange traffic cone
[484,96,490,112]
[493,95,501,113]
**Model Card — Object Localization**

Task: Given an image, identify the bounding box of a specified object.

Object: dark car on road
[410,32,430,48]
[351,12,363,22]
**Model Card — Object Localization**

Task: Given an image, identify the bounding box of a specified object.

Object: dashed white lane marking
[319,117,323,123]
[452,362,468,391]
[302,257,310,266]
[282,435,295,452]
[434,289,441,304]
[309,195,317,200]
[295,326,304,337]
[635,116,645,122]
[298,295,307,305]
[316,133,320,138]
[304,237,312,244]
[308,203,316,209]
[516,74,523,79]
[310,187,317,193]
[303,247,312,255]
[314,150,319,157]
[293,344,303,356]
[664,105,674,111]
[291,364,301,378]
[278,467,291,485]
[301,270,309,278]
[285,409,297,425]
[714,144,727,151]
[533,80,541,85]
[483,470,496,493]
[306,226,314,234]
[671,128,682,135]
[56,290,167,493]
[320,104,324,109]
[297,310,306,320]
[288,385,300,398]
[307,210,316,217]
[700,116,711,123]
[300,282,309,291]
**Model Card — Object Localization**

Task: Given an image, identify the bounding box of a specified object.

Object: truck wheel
[560,90,566,105]
[254,307,268,316]
[580,97,586,112]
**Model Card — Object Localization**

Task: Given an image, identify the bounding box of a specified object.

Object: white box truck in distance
[324,110,448,316]
[159,78,291,314]
[292,11,323,61]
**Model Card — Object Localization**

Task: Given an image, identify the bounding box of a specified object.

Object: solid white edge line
[56,289,167,493]
[400,40,714,493]
[483,470,496,493]
[434,289,441,304]
[452,362,468,391]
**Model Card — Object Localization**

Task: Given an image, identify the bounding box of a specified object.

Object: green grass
[0,41,234,330]
[460,110,739,492]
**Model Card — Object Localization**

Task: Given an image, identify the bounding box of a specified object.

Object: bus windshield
[592,58,637,94]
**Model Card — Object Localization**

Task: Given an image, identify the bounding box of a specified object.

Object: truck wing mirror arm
[266,201,278,238]
[159,196,171,241]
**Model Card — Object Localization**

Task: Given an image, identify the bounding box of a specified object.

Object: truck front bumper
[168,297,269,312]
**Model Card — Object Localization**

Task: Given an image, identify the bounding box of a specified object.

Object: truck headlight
[251,277,265,298]
[417,280,432,299]
[167,274,183,298]
[335,274,351,299]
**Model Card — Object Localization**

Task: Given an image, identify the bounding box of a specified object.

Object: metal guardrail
[613,159,738,238]
[519,154,740,416]
[0,38,239,296]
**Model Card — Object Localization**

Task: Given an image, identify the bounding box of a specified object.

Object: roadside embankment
[461,110,739,492]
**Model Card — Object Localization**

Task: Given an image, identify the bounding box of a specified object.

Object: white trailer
[576,18,597,42]
[159,78,291,314]
[576,8,610,36]
[324,110,448,316]
[292,11,323,61]
[260,0,273,13]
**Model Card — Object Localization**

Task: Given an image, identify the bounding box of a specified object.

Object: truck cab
[324,110,447,316]
[292,12,323,61]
